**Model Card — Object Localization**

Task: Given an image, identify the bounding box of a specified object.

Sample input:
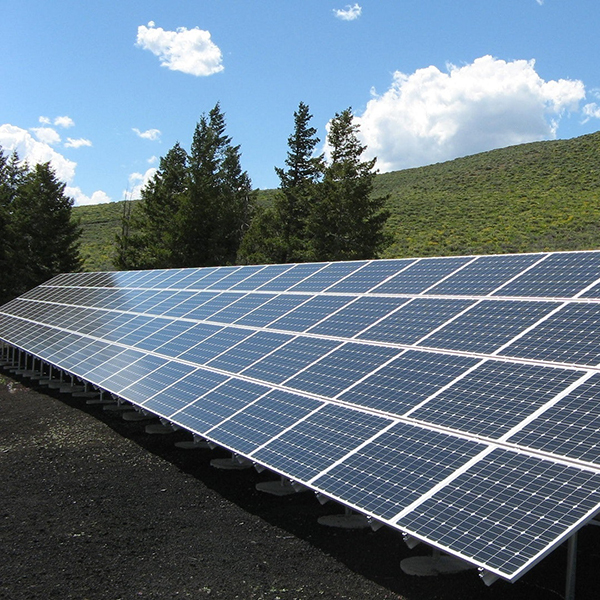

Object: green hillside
[73,131,600,271]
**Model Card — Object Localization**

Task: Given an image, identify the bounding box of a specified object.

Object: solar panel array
[2,250,600,584]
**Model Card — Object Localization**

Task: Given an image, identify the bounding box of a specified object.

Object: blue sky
[1,1,599,205]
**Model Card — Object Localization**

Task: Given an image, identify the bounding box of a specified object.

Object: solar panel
[2,249,600,587]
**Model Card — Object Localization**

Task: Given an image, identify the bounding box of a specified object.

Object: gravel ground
[0,370,597,600]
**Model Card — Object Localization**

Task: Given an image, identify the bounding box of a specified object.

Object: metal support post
[565,531,578,600]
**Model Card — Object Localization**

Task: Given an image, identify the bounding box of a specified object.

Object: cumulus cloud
[30,127,61,145]
[583,103,600,121]
[65,137,92,149]
[136,21,224,77]
[334,4,362,21]
[133,127,161,141]
[54,116,75,128]
[0,123,76,182]
[125,168,157,200]
[67,187,111,206]
[355,55,586,172]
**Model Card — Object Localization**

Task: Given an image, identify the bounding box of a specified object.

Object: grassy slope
[74,131,600,271]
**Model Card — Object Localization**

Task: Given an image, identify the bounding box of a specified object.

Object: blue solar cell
[251,404,391,481]
[308,296,409,337]
[267,296,352,332]
[58,340,111,371]
[172,267,219,290]
[207,389,324,455]
[326,259,417,293]
[68,343,122,374]
[206,330,293,373]
[285,343,401,398]
[119,361,197,405]
[141,368,227,415]
[174,378,270,433]
[508,373,600,466]
[257,263,328,291]
[183,266,241,290]
[233,294,311,327]
[493,251,600,298]
[180,292,244,321]
[153,323,223,358]
[288,261,368,292]
[499,302,600,365]
[112,318,168,347]
[177,327,254,365]
[338,350,480,416]
[411,360,583,438]
[241,337,341,384]
[99,354,168,394]
[370,256,474,294]
[81,348,146,384]
[418,300,558,354]
[145,291,201,315]
[133,320,197,352]
[161,291,218,318]
[425,253,544,296]
[205,265,266,290]
[397,448,600,578]
[358,298,475,345]
[209,293,276,323]
[313,422,485,520]
[229,264,295,291]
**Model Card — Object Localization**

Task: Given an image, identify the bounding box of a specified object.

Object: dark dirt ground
[1,369,598,600]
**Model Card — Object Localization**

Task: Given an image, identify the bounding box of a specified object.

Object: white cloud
[125,168,157,200]
[148,155,158,164]
[66,186,111,206]
[133,127,161,141]
[54,116,75,128]
[0,123,76,182]
[583,103,600,121]
[65,137,92,149]
[136,22,224,77]
[355,55,586,172]
[39,116,52,125]
[30,127,61,145]
[334,3,362,21]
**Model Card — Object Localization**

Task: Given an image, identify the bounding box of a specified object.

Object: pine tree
[10,161,81,295]
[115,142,189,269]
[238,101,323,264]
[307,108,390,261]
[179,103,253,266]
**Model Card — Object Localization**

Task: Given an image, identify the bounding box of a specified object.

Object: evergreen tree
[238,101,323,264]
[115,142,189,269]
[306,108,390,261]
[10,161,81,296]
[179,103,253,266]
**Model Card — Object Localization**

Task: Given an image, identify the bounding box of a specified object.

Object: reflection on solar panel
[2,249,600,588]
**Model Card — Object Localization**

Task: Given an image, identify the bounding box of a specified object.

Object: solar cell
[397,448,600,579]
[424,253,544,296]
[326,258,416,293]
[288,261,368,292]
[410,360,583,438]
[493,251,600,298]
[251,404,391,481]
[499,302,600,365]
[312,422,486,520]
[285,342,400,398]
[207,389,324,455]
[357,298,476,344]
[173,377,270,433]
[240,336,341,384]
[370,256,474,294]
[508,373,600,466]
[338,350,480,416]
[266,295,352,332]
[418,299,558,354]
